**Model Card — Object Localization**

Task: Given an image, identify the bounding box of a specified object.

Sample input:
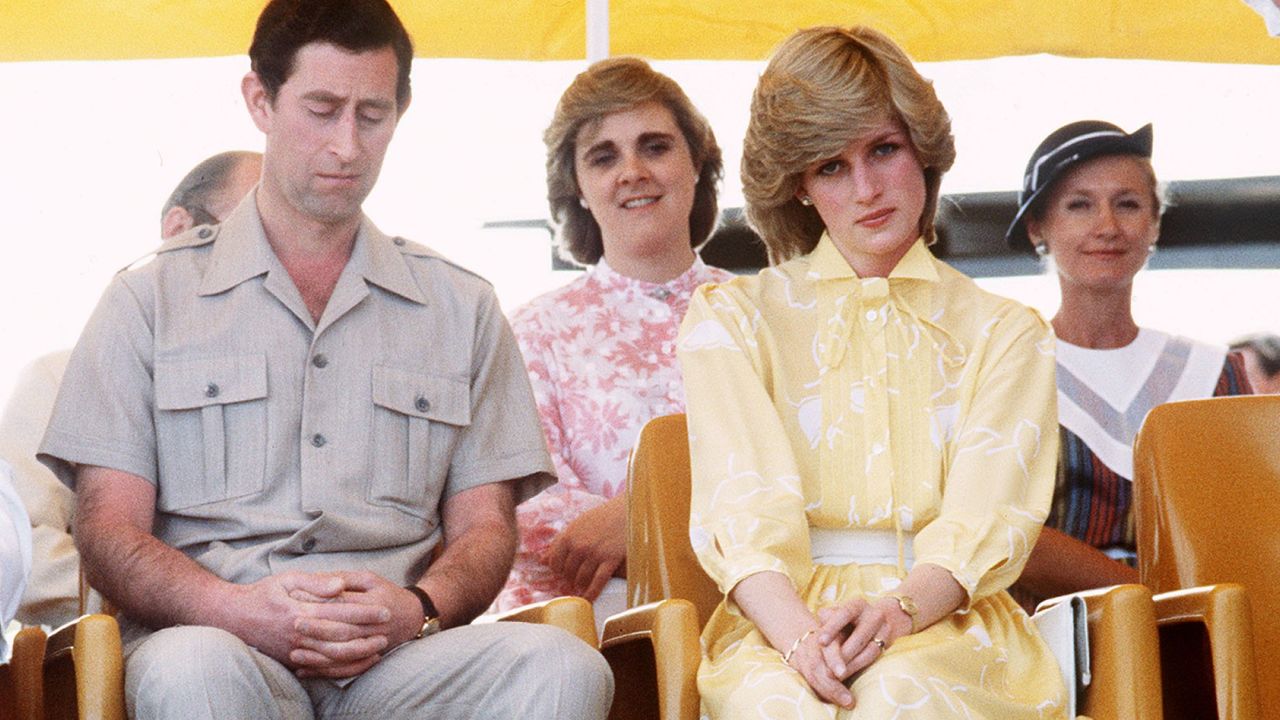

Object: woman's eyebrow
[580,139,618,158]
[636,131,676,143]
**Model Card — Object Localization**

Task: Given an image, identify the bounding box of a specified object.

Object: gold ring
[872,637,886,650]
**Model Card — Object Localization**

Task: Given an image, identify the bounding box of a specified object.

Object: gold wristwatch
[405,585,441,639]
[888,593,919,634]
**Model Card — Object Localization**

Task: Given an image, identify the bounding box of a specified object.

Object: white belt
[810,528,915,568]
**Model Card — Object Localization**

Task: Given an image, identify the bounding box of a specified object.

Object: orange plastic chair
[604,413,1164,720]
[1035,584,1164,720]
[487,595,599,649]
[0,614,125,720]
[1134,395,1278,719]
[0,625,48,720]
[600,414,707,720]
[41,613,126,720]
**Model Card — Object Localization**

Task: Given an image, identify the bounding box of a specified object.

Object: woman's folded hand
[540,493,628,600]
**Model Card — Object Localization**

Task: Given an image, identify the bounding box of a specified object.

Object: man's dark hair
[249,0,414,109]
[160,151,261,226]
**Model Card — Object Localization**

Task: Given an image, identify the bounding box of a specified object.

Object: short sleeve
[678,284,814,607]
[445,287,555,504]
[911,305,1059,604]
[38,275,159,488]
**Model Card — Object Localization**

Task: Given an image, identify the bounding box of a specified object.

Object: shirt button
[415,395,430,413]
[205,383,220,398]
[311,433,327,448]
[197,227,213,239]
[302,537,317,552]
[393,237,406,246]
[312,353,329,369]
[865,310,878,321]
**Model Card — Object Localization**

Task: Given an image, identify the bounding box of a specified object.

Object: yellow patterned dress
[677,235,1069,719]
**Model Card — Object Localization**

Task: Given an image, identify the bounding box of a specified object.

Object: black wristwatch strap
[405,584,438,621]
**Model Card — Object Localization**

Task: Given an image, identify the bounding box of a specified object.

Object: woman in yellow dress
[677,26,1070,717]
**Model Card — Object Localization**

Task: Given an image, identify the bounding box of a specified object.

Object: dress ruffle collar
[808,232,938,283]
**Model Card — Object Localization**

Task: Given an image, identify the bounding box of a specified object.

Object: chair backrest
[625,414,721,628]
[1134,395,1280,716]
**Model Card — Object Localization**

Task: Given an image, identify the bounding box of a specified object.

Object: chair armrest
[1038,584,1162,720]
[488,596,598,648]
[45,614,126,720]
[11,625,48,720]
[1153,583,1261,720]
[600,599,700,720]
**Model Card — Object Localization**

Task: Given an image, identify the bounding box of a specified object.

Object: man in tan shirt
[37,0,611,717]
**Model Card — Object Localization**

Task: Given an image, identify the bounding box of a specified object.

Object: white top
[1055,328,1227,479]
[0,460,33,657]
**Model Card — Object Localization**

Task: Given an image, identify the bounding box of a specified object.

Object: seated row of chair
[3,394,1274,720]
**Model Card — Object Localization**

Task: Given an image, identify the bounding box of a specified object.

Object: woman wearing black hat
[678,26,1069,718]
[1007,120,1253,607]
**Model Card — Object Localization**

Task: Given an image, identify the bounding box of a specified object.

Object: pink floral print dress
[491,257,733,623]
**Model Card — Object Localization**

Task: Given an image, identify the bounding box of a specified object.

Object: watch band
[405,585,441,639]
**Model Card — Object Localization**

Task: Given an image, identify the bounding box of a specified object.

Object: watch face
[415,616,441,640]
[891,594,918,616]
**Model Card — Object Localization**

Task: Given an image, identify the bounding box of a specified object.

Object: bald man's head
[161,150,263,239]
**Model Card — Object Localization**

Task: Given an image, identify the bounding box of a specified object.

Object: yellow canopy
[3,1,1277,63]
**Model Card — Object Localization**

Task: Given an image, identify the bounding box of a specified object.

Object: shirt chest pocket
[154,355,268,511]
[370,366,471,518]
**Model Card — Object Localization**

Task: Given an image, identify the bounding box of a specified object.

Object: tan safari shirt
[38,195,554,591]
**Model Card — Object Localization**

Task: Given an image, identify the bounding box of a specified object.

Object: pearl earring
[800,196,813,206]
[578,197,589,210]
[1147,244,1157,255]
[1034,244,1049,258]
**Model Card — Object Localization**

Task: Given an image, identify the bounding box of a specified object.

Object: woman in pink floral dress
[490,57,733,627]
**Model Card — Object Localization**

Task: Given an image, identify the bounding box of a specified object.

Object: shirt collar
[197,190,274,296]
[198,192,426,305]
[808,232,939,283]
[593,254,716,300]
[344,218,428,305]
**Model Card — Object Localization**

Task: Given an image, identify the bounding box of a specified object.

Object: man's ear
[161,206,195,240]
[242,72,273,134]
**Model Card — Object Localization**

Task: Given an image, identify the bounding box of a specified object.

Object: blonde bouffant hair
[544,57,723,266]
[742,26,956,263]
